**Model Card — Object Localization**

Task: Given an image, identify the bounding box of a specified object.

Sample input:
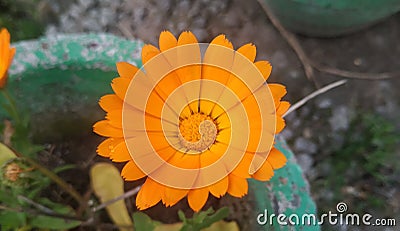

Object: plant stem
[0,204,86,222]
[22,156,86,205]
[1,88,21,124]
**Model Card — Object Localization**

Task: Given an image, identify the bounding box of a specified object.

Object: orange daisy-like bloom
[94,31,290,212]
[0,28,16,88]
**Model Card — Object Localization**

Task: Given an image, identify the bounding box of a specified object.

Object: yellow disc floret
[179,112,217,153]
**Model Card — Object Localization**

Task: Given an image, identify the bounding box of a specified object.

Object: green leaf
[90,163,133,230]
[179,207,230,231]
[30,214,80,230]
[0,210,27,229]
[193,207,214,223]
[0,189,14,202]
[133,212,161,231]
[178,210,186,222]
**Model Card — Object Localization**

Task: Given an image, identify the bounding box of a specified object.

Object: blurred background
[1,0,399,230]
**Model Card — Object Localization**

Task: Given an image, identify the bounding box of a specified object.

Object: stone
[280,128,293,140]
[271,51,289,69]
[296,154,313,175]
[294,137,317,154]
[316,98,332,109]
[329,106,350,132]
[77,0,93,9]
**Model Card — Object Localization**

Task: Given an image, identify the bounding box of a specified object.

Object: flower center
[179,112,217,153]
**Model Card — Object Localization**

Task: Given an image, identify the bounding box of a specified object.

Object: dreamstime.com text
[257,202,397,227]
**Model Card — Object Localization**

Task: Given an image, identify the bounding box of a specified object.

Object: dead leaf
[0,142,16,167]
[90,163,133,231]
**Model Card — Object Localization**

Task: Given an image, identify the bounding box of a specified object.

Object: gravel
[44,0,231,44]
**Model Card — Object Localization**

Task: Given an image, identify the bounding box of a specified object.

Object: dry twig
[283,80,348,118]
[92,185,141,212]
[118,21,135,39]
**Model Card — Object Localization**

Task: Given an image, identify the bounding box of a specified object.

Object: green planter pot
[5,34,319,230]
[264,0,400,37]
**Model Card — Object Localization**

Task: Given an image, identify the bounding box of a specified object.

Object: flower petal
[116,62,139,79]
[159,30,177,52]
[111,77,131,100]
[8,47,16,68]
[255,61,272,81]
[141,44,160,64]
[97,138,123,157]
[230,152,253,178]
[167,151,200,169]
[236,43,256,62]
[174,31,201,106]
[177,31,198,45]
[252,160,274,181]
[267,148,287,170]
[106,109,123,128]
[96,138,113,157]
[93,120,123,137]
[227,174,248,198]
[269,83,287,103]
[99,94,123,112]
[121,160,146,181]
[209,34,233,49]
[208,176,228,198]
[162,186,189,207]
[277,101,290,116]
[276,115,286,133]
[187,187,209,212]
[110,141,132,162]
[202,34,234,86]
[201,144,225,168]
[136,178,163,210]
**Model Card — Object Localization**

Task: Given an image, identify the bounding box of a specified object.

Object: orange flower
[94,31,290,212]
[0,28,16,88]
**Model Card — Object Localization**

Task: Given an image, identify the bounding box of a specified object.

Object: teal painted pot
[5,34,318,230]
[264,0,400,37]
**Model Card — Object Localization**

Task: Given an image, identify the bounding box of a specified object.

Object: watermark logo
[257,202,397,227]
[336,202,347,213]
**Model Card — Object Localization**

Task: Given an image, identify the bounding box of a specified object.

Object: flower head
[0,28,16,88]
[94,31,290,211]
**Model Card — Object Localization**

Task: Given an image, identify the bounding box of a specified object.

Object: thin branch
[118,21,135,39]
[311,63,400,80]
[283,80,347,118]
[92,186,141,212]
[1,89,22,124]
[257,0,399,81]
[17,195,55,214]
[76,188,93,218]
[257,0,316,83]
[0,204,86,222]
